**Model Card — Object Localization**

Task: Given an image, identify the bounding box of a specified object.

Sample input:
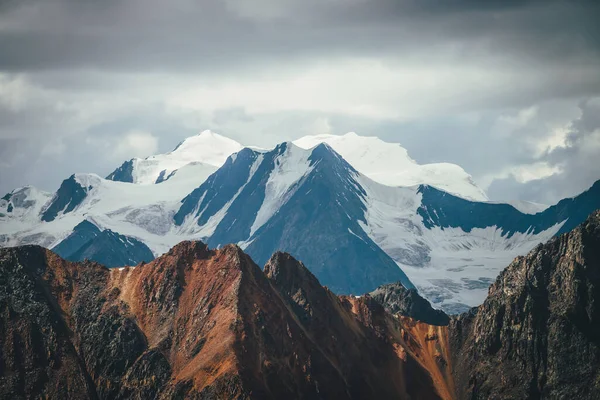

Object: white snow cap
[294,132,488,201]
[129,130,244,185]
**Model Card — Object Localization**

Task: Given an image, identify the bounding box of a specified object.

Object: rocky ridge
[449,210,600,399]
[1,210,600,399]
[0,243,451,399]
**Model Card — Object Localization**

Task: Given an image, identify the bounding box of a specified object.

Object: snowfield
[294,132,488,201]
[122,130,243,184]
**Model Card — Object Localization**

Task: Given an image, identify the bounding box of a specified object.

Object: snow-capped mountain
[174,142,414,294]
[2,130,600,313]
[293,132,488,201]
[106,130,243,184]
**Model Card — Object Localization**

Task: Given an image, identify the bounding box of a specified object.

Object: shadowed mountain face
[1,210,600,399]
[52,220,154,267]
[449,210,600,399]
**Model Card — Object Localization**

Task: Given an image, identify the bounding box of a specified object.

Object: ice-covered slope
[294,132,488,201]
[362,180,600,313]
[107,130,243,184]
[0,186,53,246]
[355,179,562,313]
[172,142,596,308]
[0,163,220,255]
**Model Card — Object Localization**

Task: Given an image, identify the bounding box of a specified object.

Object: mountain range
[1,210,599,399]
[1,130,599,313]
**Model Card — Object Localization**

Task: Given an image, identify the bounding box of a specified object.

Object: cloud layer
[1,0,599,203]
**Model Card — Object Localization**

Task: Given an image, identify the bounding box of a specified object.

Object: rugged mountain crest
[3,130,600,311]
[41,174,90,222]
[106,159,134,183]
[293,132,488,201]
[418,179,600,237]
[0,242,450,399]
[3,211,600,398]
[449,210,600,399]
[370,282,450,326]
[105,130,241,185]
[175,141,414,294]
[52,220,154,267]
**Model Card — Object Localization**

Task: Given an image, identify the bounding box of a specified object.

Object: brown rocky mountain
[1,211,599,399]
[0,241,452,399]
[370,282,450,326]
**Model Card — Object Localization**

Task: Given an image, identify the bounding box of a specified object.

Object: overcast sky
[1,0,599,204]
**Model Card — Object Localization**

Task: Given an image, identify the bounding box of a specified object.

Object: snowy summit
[293,132,488,201]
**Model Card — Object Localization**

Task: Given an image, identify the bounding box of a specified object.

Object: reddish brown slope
[0,241,453,399]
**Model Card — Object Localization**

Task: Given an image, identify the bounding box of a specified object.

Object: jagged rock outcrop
[0,242,452,399]
[370,282,450,326]
[449,209,600,399]
[1,210,599,399]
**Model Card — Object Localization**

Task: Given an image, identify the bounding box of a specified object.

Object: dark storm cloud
[0,0,598,74]
[0,0,599,202]
[487,98,600,204]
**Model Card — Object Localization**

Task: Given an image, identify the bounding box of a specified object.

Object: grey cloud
[488,98,600,204]
[0,0,599,204]
[0,98,206,194]
[0,0,598,75]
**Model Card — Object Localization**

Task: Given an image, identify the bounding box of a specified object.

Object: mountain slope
[2,212,600,398]
[370,282,450,326]
[1,131,600,311]
[52,220,154,267]
[0,168,219,255]
[0,186,53,246]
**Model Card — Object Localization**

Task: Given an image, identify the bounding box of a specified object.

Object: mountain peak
[294,131,488,201]
[168,130,243,164]
[264,251,322,292]
[107,130,243,184]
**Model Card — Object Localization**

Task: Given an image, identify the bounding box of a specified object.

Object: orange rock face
[0,242,454,399]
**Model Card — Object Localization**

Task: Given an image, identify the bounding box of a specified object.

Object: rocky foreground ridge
[1,211,600,399]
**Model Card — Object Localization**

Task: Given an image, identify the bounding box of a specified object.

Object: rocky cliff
[1,210,599,399]
[0,242,451,399]
[370,282,450,326]
[449,210,600,399]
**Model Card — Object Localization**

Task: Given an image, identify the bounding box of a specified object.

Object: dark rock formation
[0,242,450,399]
[106,160,134,183]
[52,220,154,267]
[41,175,89,222]
[2,210,600,399]
[449,209,600,399]
[370,282,450,326]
